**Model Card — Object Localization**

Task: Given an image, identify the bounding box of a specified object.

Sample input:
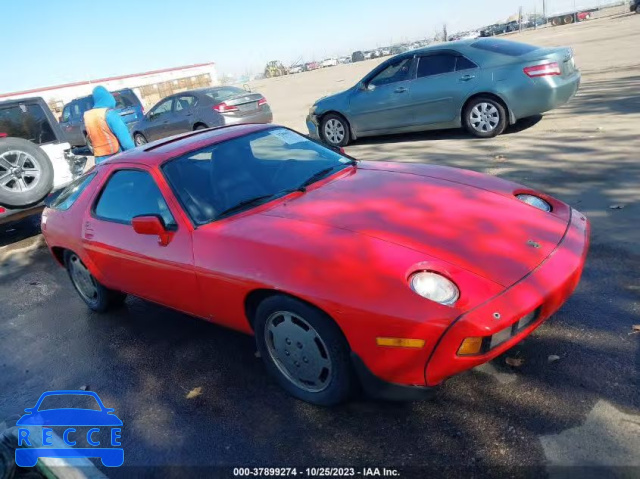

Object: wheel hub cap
[470,103,500,133]
[324,119,345,145]
[69,255,98,302]
[265,311,332,393]
[0,151,41,193]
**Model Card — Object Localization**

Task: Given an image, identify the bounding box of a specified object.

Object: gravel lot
[1,11,639,478]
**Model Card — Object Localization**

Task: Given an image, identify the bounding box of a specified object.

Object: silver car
[307,38,581,146]
[132,86,272,145]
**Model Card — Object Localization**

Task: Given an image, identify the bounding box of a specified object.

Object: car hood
[314,88,352,110]
[263,162,570,287]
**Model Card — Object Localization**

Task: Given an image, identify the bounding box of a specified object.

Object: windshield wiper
[215,194,276,219]
[296,164,349,191]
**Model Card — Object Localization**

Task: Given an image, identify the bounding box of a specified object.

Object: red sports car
[41,124,589,405]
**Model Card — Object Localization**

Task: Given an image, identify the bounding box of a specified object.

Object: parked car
[307,38,581,146]
[59,88,144,149]
[41,124,589,406]
[130,86,272,146]
[0,97,86,221]
[304,62,320,71]
[351,51,365,62]
[480,24,508,37]
[338,56,352,64]
[289,64,304,74]
[632,0,640,13]
[321,58,339,68]
[380,48,392,56]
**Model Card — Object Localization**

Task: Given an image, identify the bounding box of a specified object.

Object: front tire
[463,97,507,138]
[64,251,126,313]
[254,295,355,406]
[320,113,351,147]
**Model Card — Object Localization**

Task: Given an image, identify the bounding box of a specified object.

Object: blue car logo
[15,390,123,467]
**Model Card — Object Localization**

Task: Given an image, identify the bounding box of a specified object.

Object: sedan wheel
[469,103,500,134]
[254,295,355,405]
[463,97,507,138]
[265,311,332,393]
[134,133,148,146]
[64,251,126,313]
[68,253,99,304]
[320,114,351,147]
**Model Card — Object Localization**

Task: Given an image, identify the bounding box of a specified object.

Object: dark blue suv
[59,88,144,150]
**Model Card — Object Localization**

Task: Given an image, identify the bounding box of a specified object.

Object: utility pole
[443,23,448,42]
[543,0,547,19]
[519,6,523,32]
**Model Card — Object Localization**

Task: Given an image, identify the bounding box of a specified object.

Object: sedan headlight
[516,194,551,212]
[409,271,459,306]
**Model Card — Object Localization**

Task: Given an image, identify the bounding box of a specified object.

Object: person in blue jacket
[83,86,135,163]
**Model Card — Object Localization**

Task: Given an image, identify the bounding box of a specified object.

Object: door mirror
[360,82,375,92]
[132,215,173,246]
[148,111,157,121]
[243,83,252,92]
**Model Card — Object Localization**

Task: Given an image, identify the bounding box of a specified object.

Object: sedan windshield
[162,128,353,225]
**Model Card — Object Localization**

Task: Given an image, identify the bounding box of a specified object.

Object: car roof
[0,96,49,107]
[409,39,477,54]
[104,123,275,167]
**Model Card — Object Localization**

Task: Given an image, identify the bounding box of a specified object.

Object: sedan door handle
[394,87,407,93]
[459,74,475,82]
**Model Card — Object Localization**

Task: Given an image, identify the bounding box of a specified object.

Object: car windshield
[37,394,101,411]
[162,127,353,225]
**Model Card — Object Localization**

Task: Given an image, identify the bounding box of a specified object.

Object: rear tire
[64,250,126,313]
[134,133,148,146]
[254,295,355,406]
[0,138,54,208]
[564,15,575,24]
[463,97,507,138]
[320,113,351,147]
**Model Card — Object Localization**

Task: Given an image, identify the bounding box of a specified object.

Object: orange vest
[84,108,119,157]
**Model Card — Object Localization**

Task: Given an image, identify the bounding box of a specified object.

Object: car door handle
[459,75,475,82]
[83,221,94,239]
[394,87,407,93]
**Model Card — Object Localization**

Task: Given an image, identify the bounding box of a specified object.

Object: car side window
[61,106,71,123]
[150,99,173,117]
[456,56,479,71]
[368,58,413,87]
[94,170,176,228]
[416,54,457,78]
[50,172,97,211]
[175,96,197,112]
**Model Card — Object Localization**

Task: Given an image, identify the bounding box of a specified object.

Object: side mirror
[243,83,252,93]
[132,215,173,246]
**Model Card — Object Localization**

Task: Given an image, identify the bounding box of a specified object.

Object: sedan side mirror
[132,215,173,246]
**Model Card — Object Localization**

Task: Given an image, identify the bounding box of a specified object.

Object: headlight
[409,271,459,306]
[516,194,551,212]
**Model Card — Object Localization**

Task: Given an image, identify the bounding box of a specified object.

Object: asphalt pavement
[1,12,639,479]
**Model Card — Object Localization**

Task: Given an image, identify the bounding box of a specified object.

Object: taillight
[213,102,239,113]
[0,206,5,213]
[258,98,267,106]
[524,62,561,77]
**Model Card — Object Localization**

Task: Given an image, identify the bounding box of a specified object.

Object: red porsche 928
[41,124,589,405]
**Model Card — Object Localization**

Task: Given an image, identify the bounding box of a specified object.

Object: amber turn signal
[457,337,484,356]
[376,337,425,348]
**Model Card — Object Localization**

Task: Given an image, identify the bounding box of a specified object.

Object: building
[0,62,218,115]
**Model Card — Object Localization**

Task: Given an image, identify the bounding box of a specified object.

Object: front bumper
[306,115,320,140]
[351,353,435,401]
[425,208,590,386]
